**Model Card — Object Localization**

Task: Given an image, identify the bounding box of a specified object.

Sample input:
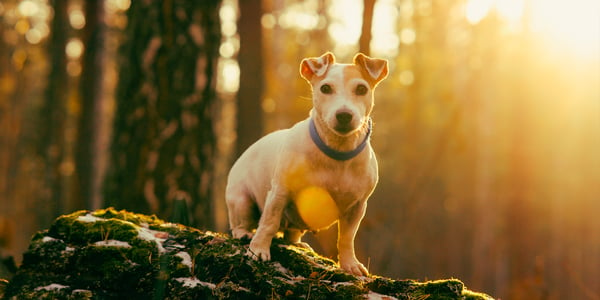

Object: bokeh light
[66,38,84,59]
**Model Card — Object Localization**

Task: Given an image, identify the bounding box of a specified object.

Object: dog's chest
[280,158,375,231]
[285,158,375,211]
[322,170,368,206]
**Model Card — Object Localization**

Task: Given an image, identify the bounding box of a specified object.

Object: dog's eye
[320,84,333,94]
[355,84,368,96]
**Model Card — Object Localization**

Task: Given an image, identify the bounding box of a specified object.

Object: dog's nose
[336,111,353,125]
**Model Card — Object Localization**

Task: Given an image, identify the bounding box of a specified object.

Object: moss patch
[3,208,494,299]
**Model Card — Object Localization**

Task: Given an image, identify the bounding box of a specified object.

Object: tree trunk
[76,0,105,210]
[359,0,376,56]
[39,0,69,217]
[104,0,222,229]
[236,0,264,157]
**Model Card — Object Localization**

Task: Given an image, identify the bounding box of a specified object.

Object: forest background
[0,0,598,299]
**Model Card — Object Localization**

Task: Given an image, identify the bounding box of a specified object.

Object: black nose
[336,112,353,125]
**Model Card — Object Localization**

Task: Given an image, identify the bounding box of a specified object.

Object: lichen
[3,208,494,299]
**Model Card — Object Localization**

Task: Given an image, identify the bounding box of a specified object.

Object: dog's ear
[300,52,336,81]
[353,53,388,87]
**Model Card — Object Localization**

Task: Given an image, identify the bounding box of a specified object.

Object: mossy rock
[2,208,493,299]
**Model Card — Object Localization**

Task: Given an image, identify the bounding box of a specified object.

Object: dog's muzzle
[334,111,355,134]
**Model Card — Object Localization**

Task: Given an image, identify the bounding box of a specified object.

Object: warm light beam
[529,0,600,58]
[465,0,600,59]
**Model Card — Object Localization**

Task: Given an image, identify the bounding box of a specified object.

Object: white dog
[226,52,388,276]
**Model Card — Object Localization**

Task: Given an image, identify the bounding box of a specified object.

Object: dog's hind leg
[226,188,257,240]
[284,229,313,250]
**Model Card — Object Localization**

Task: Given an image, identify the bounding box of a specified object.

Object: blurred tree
[236,0,264,156]
[75,0,105,211]
[0,2,18,220]
[37,0,70,217]
[103,0,222,229]
[359,0,375,55]
[0,0,24,265]
[0,0,73,264]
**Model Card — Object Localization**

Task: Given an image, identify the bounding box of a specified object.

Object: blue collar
[309,117,372,161]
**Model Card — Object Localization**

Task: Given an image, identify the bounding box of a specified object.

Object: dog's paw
[340,258,369,277]
[232,228,254,240]
[247,243,271,261]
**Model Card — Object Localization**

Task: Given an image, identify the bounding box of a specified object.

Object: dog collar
[309,117,372,161]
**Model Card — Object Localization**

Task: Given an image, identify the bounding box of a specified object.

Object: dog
[226,52,388,276]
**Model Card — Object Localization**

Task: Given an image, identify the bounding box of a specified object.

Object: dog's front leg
[338,200,369,276]
[248,184,287,261]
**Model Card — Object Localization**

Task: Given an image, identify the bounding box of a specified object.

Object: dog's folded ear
[353,53,388,87]
[300,52,336,82]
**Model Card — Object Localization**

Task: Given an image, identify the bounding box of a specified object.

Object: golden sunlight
[495,0,523,26]
[328,0,363,56]
[371,0,400,57]
[529,0,600,58]
[465,0,494,24]
[465,0,600,58]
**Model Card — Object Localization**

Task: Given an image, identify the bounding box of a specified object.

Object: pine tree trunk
[76,0,105,210]
[236,0,264,157]
[104,0,222,229]
[39,0,69,217]
[359,0,376,56]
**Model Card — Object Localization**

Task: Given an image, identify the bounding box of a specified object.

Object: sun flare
[465,0,600,58]
[529,0,600,58]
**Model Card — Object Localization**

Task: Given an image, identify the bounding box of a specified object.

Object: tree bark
[359,0,376,56]
[39,0,69,217]
[236,0,264,157]
[104,0,222,229]
[76,0,105,210]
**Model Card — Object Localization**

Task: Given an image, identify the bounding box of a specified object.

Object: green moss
[367,277,493,300]
[462,289,496,300]
[48,210,142,246]
[4,208,494,299]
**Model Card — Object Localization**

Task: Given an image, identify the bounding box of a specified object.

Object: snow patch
[175,251,193,271]
[35,283,69,291]
[226,284,251,292]
[137,227,167,253]
[333,281,353,288]
[174,277,215,289]
[77,214,104,223]
[42,236,58,242]
[274,276,297,285]
[94,240,132,248]
[366,291,398,300]
[272,262,290,275]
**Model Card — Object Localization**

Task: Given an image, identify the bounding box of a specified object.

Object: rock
[2,208,493,299]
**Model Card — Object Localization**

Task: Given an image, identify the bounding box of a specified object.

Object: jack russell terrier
[226,52,388,276]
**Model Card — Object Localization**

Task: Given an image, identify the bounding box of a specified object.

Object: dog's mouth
[334,124,355,135]
[333,111,358,135]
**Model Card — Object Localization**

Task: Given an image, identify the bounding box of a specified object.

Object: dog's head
[300,52,388,136]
